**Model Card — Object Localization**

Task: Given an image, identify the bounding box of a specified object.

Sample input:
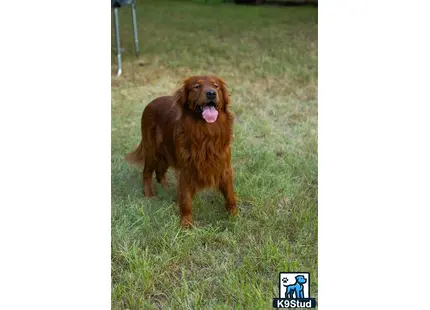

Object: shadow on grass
[112,166,240,230]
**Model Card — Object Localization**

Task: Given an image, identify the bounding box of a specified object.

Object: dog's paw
[226,205,238,216]
[161,179,169,189]
[144,190,156,197]
[180,215,193,229]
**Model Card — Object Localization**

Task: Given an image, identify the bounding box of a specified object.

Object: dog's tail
[125,141,145,167]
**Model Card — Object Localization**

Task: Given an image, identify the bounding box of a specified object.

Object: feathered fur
[126,76,237,228]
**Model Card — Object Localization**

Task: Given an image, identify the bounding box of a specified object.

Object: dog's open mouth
[197,102,218,123]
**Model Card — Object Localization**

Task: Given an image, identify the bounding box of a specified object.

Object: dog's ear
[173,77,190,107]
[218,77,231,110]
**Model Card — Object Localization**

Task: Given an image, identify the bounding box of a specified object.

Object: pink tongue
[202,106,218,123]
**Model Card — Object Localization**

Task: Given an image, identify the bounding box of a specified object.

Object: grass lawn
[111,0,317,308]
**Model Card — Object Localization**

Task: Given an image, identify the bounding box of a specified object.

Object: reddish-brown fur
[125,76,237,228]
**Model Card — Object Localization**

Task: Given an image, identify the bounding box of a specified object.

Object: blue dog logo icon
[283,275,307,298]
[274,272,316,308]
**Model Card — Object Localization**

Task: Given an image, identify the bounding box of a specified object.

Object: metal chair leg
[114,7,122,77]
[131,2,140,57]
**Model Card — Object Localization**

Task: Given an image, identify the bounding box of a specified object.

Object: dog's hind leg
[139,123,158,197]
[142,167,155,197]
[286,287,292,298]
[155,156,169,189]
[142,146,157,197]
[154,126,169,189]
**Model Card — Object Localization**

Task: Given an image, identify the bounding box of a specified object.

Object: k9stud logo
[273,272,317,308]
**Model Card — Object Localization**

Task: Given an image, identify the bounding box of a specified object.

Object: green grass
[111,1,317,308]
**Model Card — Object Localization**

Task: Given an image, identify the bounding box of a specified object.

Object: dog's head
[295,275,307,285]
[173,75,231,123]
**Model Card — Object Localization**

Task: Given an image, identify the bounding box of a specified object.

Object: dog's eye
[214,84,219,89]
[194,84,201,89]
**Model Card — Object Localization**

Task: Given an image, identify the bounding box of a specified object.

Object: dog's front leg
[218,168,238,216]
[178,174,196,228]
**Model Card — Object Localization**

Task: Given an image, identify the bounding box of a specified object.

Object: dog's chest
[177,128,230,176]
[185,136,228,167]
[175,116,232,180]
[185,143,229,187]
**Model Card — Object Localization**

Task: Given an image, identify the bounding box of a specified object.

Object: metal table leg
[113,7,122,77]
[131,1,140,57]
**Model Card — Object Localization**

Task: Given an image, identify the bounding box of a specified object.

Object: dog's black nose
[206,90,216,100]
